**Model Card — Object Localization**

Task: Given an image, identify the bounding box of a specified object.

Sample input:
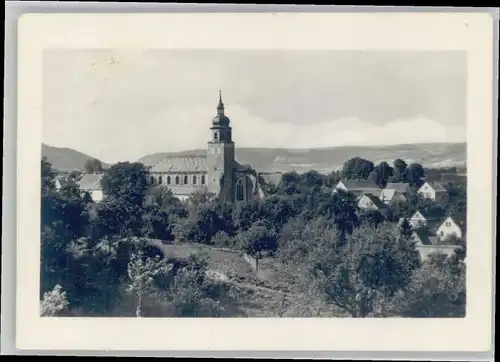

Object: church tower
[206,91,235,202]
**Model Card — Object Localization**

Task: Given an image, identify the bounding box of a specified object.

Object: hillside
[138,142,466,173]
[42,143,110,172]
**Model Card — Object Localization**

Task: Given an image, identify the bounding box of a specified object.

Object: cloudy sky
[43,49,466,164]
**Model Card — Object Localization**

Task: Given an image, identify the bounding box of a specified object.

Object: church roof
[150,155,208,173]
[212,90,230,127]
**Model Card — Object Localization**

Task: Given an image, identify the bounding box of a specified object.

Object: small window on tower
[214,132,218,141]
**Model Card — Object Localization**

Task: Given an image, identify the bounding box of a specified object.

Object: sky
[43,49,466,164]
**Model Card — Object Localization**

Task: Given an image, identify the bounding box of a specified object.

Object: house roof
[54,176,69,187]
[360,193,386,209]
[422,181,448,192]
[385,182,411,193]
[258,172,283,186]
[380,189,397,202]
[150,155,208,173]
[77,174,103,191]
[413,227,439,245]
[417,208,446,221]
[338,179,379,190]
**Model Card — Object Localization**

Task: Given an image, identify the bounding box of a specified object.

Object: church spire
[217,89,225,115]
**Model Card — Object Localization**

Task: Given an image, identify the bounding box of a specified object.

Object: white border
[16,12,495,352]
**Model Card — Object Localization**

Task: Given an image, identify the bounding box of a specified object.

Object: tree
[358,209,386,227]
[307,223,420,317]
[405,163,425,187]
[84,158,103,174]
[390,158,408,182]
[238,220,278,272]
[369,161,393,187]
[127,252,164,317]
[40,284,70,316]
[398,218,413,238]
[41,157,56,195]
[342,157,375,180]
[141,204,174,241]
[101,162,150,206]
[174,203,225,244]
[391,254,465,317]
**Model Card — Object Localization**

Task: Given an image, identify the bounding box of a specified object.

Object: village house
[434,214,466,241]
[409,210,465,246]
[417,181,449,203]
[379,183,409,204]
[357,193,387,211]
[408,208,446,229]
[76,173,104,203]
[333,179,381,199]
[54,175,68,191]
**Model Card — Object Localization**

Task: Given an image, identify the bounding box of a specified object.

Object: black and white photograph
[40,49,468,319]
[13,10,495,354]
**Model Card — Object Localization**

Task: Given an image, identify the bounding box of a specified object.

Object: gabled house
[333,179,382,198]
[379,189,407,204]
[54,175,68,191]
[434,213,466,241]
[412,226,439,246]
[417,181,449,203]
[411,223,464,261]
[408,208,446,229]
[76,173,104,203]
[385,182,411,194]
[357,193,386,211]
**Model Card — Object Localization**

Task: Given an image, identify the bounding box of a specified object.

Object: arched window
[236,179,244,201]
[201,175,205,185]
[193,175,197,185]
[167,176,171,185]
[150,176,155,185]
[175,176,180,185]
[214,132,218,141]
[158,176,163,185]
[184,175,188,185]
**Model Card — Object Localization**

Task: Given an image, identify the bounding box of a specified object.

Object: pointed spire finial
[217,89,224,114]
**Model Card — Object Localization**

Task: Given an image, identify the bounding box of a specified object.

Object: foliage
[369,161,393,187]
[40,154,467,318]
[84,158,103,174]
[238,220,278,258]
[141,204,174,241]
[389,254,466,317]
[101,162,150,206]
[390,158,408,183]
[127,252,164,317]
[404,163,425,187]
[342,157,375,180]
[40,285,69,317]
[306,223,421,317]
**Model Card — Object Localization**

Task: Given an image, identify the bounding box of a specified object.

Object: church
[149,92,265,203]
